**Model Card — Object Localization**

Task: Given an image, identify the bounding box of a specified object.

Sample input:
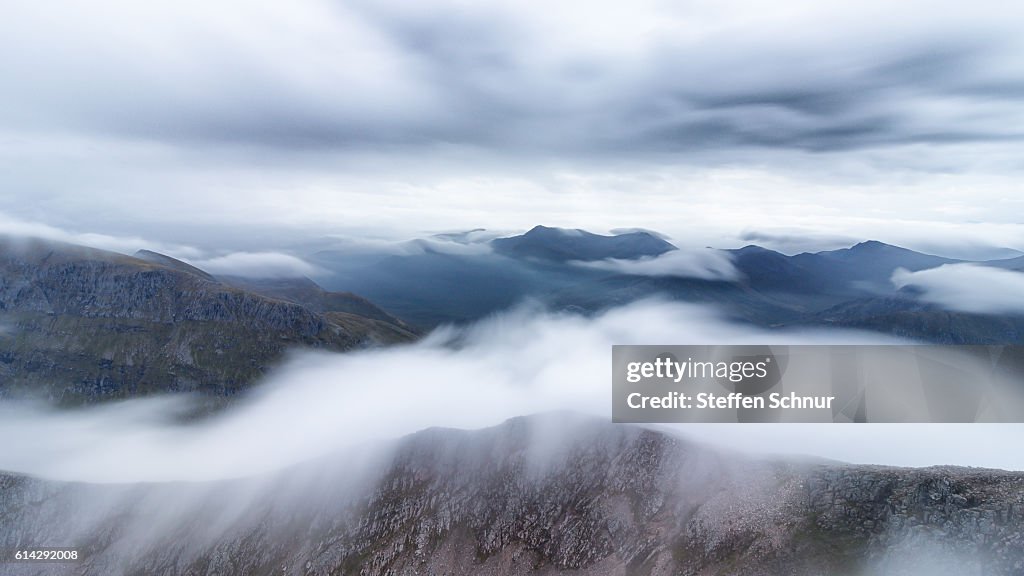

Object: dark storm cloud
[348,5,1024,157]
[614,36,1024,154]
[2,0,1022,162]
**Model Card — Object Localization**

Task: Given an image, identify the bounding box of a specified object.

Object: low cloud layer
[334,235,497,257]
[0,211,204,259]
[188,251,321,278]
[3,300,1024,485]
[0,211,325,279]
[573,249,740,281]
[892,264,1024,314]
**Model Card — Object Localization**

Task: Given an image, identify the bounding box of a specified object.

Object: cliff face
[0,415,1021,575]
[0,237,416,403]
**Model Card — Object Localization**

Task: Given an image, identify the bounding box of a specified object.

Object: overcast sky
[1,0,1023,257]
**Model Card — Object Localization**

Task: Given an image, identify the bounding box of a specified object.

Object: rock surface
[0,415,1021,575]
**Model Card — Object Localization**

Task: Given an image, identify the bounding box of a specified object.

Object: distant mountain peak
[522,225,583,236]
[845,240,909,253]
[732,244,779,254]
[851,240,888,249]
[492,226,676,262]
[824,241,955,263]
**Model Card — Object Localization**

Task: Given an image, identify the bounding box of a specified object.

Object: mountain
[0,237,415,404]
[791,241,959,292]
[985,255,1024,272]
[134,250,417,339]
[215,275,409,325]
[134,249,218,282]
[536,238,985,329]
[728,241,959,298]
[216,275,418,347]
[491,225,677,262]
[2,414,1022,575]
[793,296,1024,343]
[548,272,801,325]
[310,248,620,328]
[312,250,551,327]
[723,241,1024,340]
[312,226,682,329]
[729,244,813,292]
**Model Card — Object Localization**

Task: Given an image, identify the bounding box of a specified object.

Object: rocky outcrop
[0,415,1020,575]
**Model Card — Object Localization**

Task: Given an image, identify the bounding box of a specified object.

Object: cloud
[609,227,672,240]
[0,300,899,483]
[0,211,328,280]
[429,228,505,244]
[1,0,1023,269]
[0,210,204,259]
[573,249,740,281]
[2,305,1019,574]
[312,232,499,258]
[405,237,495,256]
[738,229,862,255]
[892,264,1024,314]
[189,252,321,278]
[738,219,1024,260]
[1,0,1022,160]
[6,299,1024,486]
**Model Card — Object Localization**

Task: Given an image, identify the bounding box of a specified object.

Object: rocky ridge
[0,415,1020,575]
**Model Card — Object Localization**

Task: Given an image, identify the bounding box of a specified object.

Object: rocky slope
[0,415,1021,575]
[215,275,406,326]
[0,237,415,404]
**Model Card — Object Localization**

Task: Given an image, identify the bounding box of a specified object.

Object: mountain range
[3,226,1022,404]
[312,226,1024,342]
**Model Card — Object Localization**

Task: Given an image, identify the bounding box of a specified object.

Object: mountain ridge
[2,414,1021,575]
[0,236,415,404]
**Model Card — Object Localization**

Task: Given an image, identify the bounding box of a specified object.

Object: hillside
[0,237,415,404]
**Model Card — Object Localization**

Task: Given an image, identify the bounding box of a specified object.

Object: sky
[1,0,1024,257]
